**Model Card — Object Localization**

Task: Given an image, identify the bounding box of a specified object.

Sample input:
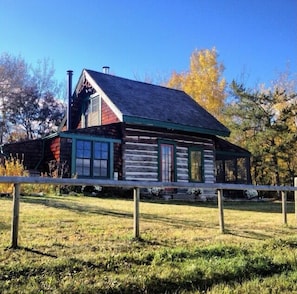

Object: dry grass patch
[1,195,297,293]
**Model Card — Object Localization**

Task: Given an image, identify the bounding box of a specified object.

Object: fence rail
[1,176,297,249]
[1,176,297,191]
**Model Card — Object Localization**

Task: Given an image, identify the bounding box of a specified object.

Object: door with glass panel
[160,144,175,182]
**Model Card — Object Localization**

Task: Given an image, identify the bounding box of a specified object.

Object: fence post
[133,187,140,239]
[295,177,297,221]
[218,189,225,233]
[11,183,21,249]
[282,191,287,225]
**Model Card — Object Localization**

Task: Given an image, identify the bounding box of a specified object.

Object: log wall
[122,125,216,185]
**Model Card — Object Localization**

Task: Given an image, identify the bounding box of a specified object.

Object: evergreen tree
[225,81,297,185]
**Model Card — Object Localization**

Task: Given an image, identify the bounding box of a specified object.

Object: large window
[160,143,175,182]
[189,148,204,182]
[76,140,109,177]
[215,157,249,184]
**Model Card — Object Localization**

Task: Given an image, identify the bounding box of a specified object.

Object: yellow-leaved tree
[167,48,226,120]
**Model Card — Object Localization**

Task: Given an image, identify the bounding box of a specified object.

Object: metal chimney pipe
[67,70,73,130]
[102,66,110,74]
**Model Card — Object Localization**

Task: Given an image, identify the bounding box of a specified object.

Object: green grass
[1,195,297,293]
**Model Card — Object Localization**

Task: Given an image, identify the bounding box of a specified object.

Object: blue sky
[0,0,296,91]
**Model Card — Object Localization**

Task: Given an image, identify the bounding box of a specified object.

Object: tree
[0,53,65,143]
[225,80,297,186]
[167,48,226,120]
[0,53,29,143]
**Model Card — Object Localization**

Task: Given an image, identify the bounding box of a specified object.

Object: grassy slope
[1,195,297,293]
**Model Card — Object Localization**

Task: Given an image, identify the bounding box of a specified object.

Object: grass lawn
[1,194,297,293]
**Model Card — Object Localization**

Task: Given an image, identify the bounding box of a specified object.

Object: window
[189,148,204,182]
[82,95,101,128]
[76,140,109,177]
[225,159,236,182]
[160,143,175,182]
[90,95,99,113]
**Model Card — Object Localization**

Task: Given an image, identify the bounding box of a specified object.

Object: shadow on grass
[0,222,11,231]
[21,246,104,270]
[20,195,292,242]
[144,198,295,214]
[21,246,58,258]
[21,195,215,230]
[2,241,295,294]
[22,195,133,219]
[225,229,273,240]
[223,200,295,214]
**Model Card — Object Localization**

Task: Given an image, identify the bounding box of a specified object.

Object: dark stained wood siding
[42,136,73,178]
[2,139,44,171]
[101,99,120,125]
[48,137,60,161]
[64,122,123,138]
[122,124,216,184]
[59,137,72,177]
[60,137,72,164]
[113,142,122,179]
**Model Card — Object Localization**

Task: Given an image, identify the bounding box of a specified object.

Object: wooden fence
[1,176,297,249]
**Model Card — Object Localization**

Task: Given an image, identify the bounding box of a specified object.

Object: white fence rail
[1,176,297,249]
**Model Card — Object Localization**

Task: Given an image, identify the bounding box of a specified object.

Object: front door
[160,144,175,182]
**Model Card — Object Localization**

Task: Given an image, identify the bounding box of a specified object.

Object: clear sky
[0,0,296,92]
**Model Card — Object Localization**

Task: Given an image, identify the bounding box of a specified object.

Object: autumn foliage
[0,155,28,193]
[167,47,226,120]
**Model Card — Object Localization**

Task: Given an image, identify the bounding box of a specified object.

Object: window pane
[93,159,108,177]
[225,159,236,182]
[76,140,91,158]
[215,160,225,183]
[190,150,202,182]
[76,158,90,176]
[91,96,99,112]
[94,142,108,159]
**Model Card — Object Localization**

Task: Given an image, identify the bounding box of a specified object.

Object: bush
[0,155,58,196]
[0,154,28,194]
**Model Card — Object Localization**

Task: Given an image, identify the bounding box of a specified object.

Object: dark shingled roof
[85,69,230,136]
[215,137,251,160]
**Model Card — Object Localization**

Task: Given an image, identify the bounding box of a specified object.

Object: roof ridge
[84,68,186,94]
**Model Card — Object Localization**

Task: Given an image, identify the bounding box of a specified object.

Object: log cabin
[2,68,251,199]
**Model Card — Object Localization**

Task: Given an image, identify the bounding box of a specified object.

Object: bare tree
[0,53,66,143]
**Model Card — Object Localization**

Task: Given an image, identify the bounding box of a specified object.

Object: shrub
[0,154,28,193]
[245,189,259,199]
[0,155,57,196]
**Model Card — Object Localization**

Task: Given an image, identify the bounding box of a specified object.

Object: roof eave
[123,115,230,137]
